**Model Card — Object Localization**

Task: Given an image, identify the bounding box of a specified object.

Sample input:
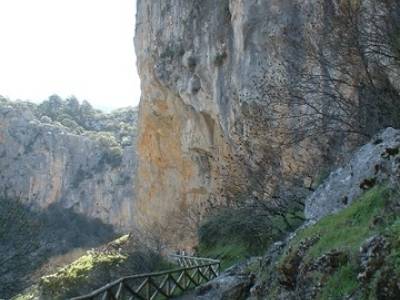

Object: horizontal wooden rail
[70,255,220,300]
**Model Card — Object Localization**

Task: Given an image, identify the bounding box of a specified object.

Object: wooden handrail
[70,255,220,300]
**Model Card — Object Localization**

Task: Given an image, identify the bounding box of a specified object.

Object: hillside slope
[0,96,138,297]
[186,128,400,299]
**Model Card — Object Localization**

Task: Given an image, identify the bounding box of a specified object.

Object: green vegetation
[214,52,227,66]
[197,207,303,270]
[319,263,359,299]
[12,291,37,300]
[40,252,126,299]
[32,234,172,299]
[277,184,400,299]
[1,198,116,299]
[90,132,124,167]
[0,198,42,297]
[288,185,388,261]
[199,243,248,271]
[0,95,138,155]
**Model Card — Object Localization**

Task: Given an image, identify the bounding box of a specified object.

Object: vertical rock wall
[0,100,137,232]
[134,0,400,247]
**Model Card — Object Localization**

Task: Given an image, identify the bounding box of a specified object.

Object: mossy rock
[39,251,126,299]
[274,184,400,299]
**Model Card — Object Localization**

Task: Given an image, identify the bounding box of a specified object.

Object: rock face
[305,127,400,221]
[134,0,400,246]
[0,97,138,231]
[185,129,400,299]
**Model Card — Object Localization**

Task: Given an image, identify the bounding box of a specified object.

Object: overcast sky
[0,0,140,111]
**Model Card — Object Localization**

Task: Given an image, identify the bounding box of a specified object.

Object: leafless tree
[257,0,400,146]
[201,1,400,239]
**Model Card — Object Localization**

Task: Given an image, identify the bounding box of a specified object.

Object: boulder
[305,128,400,221]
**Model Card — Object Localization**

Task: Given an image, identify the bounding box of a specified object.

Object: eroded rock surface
[305,127,400,221]
[0,97,138,231]
[134,0,400,247]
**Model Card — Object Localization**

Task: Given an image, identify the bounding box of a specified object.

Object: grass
[277,184,400,299]
[286,185,389,263]
[385,217,400,274]
[198,243,248,271]
[39,251,126,298]
[30,232,175,299]
[319,263,359,299]
[197,206,304,271]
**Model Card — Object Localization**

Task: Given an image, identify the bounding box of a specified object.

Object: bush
[60,117,80,130]
[1,200,116,299]
[0,198,42,297]
[198,206,303,269]
[39,252,127,299]
[105,146,123,167]
[37,235,170,299]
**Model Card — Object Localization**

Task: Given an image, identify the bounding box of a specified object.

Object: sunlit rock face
[0,98,138,231]
[134,0,400,247]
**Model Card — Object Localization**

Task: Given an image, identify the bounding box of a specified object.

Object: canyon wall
[0,97,138,231]
[134,0,400,247]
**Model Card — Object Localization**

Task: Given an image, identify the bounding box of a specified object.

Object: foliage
[40,252,127,299]
[284,185,388,262]
[319,263,359,300]
[198,243,248,271]
[0,198,42,297]
[198,206,303,269]
[214,52,227,66]
[37,235,171,299]
[1,95,137,169]
[0,198,116,299]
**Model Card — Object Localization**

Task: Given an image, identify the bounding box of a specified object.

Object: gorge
[2,0,400,299]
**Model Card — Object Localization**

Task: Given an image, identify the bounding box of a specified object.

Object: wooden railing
[70,255,220,300]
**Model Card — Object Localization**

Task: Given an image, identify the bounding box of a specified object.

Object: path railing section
[70,255,220,300]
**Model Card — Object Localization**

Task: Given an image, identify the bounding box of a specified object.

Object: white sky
[0,0,140,111]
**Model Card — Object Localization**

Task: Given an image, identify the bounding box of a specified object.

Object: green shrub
[37,236,170,299]
[60,117,80,129]
[40,252,127,299]
[198,207,303,269]
[319,263,359,299]
[88,132,124,167]
[214,52,227,66]
[104,146,123,167]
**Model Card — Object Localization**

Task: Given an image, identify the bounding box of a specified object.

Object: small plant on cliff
[214,51,227,66]
[90,132,124,167]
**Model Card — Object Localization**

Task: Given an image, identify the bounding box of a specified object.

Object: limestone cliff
[184,128,400,300]
[0,96,138,231]
[135,0,400,247]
